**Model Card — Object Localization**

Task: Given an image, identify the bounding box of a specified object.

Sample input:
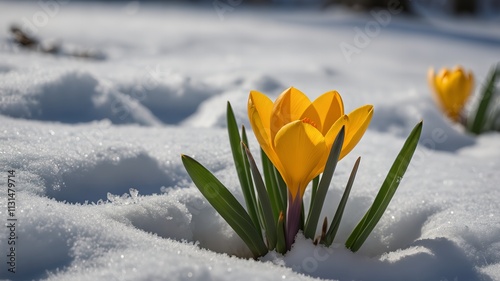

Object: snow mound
[0,69,161,125]
[117,70,220,125]
[47,152,172,204]
[1,2,500,281]
[182,74,283,128]
[370,89,476,152]
[0,67,230,126]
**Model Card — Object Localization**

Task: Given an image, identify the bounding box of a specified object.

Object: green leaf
[276,211,286,254]
[181,155,268,258]
[243,143,277,250]
[308,176,320,214]
[242,125,250,146]
[322,157,360,247]
[346,121,423,252]
[490,109,500,131]
[468,64,499,134]
[261,149,283,219]
[241,125,263,228]
[227,102,260,231]
[303,126,345,240]
[273,165,287,212]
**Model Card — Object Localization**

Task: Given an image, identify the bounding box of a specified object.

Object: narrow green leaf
[276,211,287,254]
[243,142,277,250]
[241,125,262,228]
[227,102,260,231]
[490,109,500,131]
[242,125,250,147]
[322,157,361,247]
[468,64,499,134]
[274,166,287,212]
[304,126,345,240]
[308,176,320,214]
[346,121,423,252]
[258,141,286,228]
[181,155,268,257]
[261,149,283,219]
[484,66,500,132]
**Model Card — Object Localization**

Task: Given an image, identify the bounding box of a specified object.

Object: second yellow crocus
[428,66,474,122]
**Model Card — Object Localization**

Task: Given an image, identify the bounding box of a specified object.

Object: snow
[1,1,500,280]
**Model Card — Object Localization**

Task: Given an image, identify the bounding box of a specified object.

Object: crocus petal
[270,87,312,142]
[437,69,452,106]
[248,90,273,141]
[340,105,374,160]
[324,115,349,154]
[307,90,344,136]
[274,120,327,198]
[306,115,348,181]
[450,67,473,118]
[449,69,466,107]
[248,91,285,174]
[431,68,457,119]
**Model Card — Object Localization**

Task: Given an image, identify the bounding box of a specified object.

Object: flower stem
[286,190,302,250]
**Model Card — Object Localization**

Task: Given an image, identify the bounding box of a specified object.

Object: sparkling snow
[1,1,499,281]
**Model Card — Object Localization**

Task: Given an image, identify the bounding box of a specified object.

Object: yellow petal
[430,69,451,117]
[270,87,312,142]
[305,115,348,181]
[451,67,473,111]
[307,90,344,136]
[248,90,273,138]
[300,104,322,134]
[274,120,327,198]
[248,91,285,174]
[324,115,349,151]
[449,68,467,100]
[436,70,451,105]
[429,66,474,122]
[340,105,374,160]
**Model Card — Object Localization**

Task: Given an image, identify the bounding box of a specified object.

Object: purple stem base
[285,192,302,251]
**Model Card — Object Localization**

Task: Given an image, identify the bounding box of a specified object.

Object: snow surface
[1,1,500,280]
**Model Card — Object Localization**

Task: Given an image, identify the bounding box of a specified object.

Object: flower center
[301,117,318,128]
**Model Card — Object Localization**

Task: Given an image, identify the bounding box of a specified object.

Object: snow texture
[0,1,499,281]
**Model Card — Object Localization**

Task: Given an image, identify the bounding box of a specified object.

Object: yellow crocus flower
[248,87,373,249]
[428,66,474,122]
[248,87,373,201]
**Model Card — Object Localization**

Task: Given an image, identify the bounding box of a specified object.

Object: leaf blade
[261,149,282,219]
[181,155,268,257]
[304,126,345,239]
[276,211,286,254]
[468,64,499,134]
[243,143,277,250]
[227,102,260,231]
[322,157,360,246]
[346,121,423,252]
